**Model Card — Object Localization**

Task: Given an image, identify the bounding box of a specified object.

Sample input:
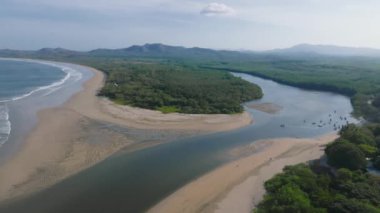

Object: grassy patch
[157,106,180,113]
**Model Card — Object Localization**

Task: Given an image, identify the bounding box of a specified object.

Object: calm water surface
[0,73,357,213]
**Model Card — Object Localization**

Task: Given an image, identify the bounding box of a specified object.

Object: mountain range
[268,44,380,57]
[1,43,380,59]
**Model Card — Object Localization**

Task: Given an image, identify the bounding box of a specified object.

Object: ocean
[0,59,85,149]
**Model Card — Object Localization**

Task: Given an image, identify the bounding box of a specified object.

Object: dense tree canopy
[257,124,380,212]
[2,44,380,119]
[339,124,376,146]
[98,62,262,114]
[325,141,367,170]
[256,164,380,213]
[205,58,380,122]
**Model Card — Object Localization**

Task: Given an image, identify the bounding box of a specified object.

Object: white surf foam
[0,59,83,103]
[0,104,10,147]
[0,58,84,147]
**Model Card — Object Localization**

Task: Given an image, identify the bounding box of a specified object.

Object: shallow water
[0,59,73,149]
[0,72,358,213]
[0,59,92,162]
[0,59,67,147]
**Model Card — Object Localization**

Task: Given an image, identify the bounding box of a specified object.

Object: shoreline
[0,59,89,165]
[66,66,253,132]
[149,133,338,213]
[0,60,254,201]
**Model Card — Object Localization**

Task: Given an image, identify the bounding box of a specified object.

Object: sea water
[0,59,82,147]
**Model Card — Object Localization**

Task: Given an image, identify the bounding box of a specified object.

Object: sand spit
[0,61,253,201]
[149,133,338,213]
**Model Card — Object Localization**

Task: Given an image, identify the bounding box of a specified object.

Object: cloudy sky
[1,0,380,50]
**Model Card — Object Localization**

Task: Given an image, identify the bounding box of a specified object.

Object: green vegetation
[88,54,380,115]
[3,44,380,210]
[205,58,380,122]
[0,45,267,114]
[256,124,380,212]
[326,141,367,170]
[157,106,180,113]
[256,164,380,213]
[337,124,380,163]
[339,124,376,146]
[96,61,262,114]
[2,44,380,118]
[203,61,380,210]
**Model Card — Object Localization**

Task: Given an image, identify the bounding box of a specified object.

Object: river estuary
[0,72,358,213]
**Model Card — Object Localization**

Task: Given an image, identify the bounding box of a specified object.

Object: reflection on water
[0,73,358,213]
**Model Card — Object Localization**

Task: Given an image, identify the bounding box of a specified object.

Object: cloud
[200,3,235,16]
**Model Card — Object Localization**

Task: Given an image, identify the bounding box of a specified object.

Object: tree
[256,183,323,213]
[325,141,367,170]
[339,124,376,146]
[358,144,378,158]
[336,168,353,182]
[255,163,380,213]
[329,197,380,213]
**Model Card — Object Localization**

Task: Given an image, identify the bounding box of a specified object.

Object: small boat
[280,124,285,128]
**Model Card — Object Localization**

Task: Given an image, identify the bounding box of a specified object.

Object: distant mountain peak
[125,43,185,53]
[271,44,380,57]
[37,47,78,54]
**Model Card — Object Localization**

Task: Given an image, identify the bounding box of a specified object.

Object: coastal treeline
[255,124,380,212]
[97,61,262,114]
[2,44,380,118]
[206,58,380,122]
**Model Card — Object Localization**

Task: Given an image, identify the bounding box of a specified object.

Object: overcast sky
[1,0,380,50]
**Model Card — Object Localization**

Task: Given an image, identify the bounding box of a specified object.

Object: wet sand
[247,102,283,114]
[0,62,254,201]
[149,133,338,213]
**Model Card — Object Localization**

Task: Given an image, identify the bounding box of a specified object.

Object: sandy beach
[67,66,253,132]
[149,133,338,213]
[0,61,253,201]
